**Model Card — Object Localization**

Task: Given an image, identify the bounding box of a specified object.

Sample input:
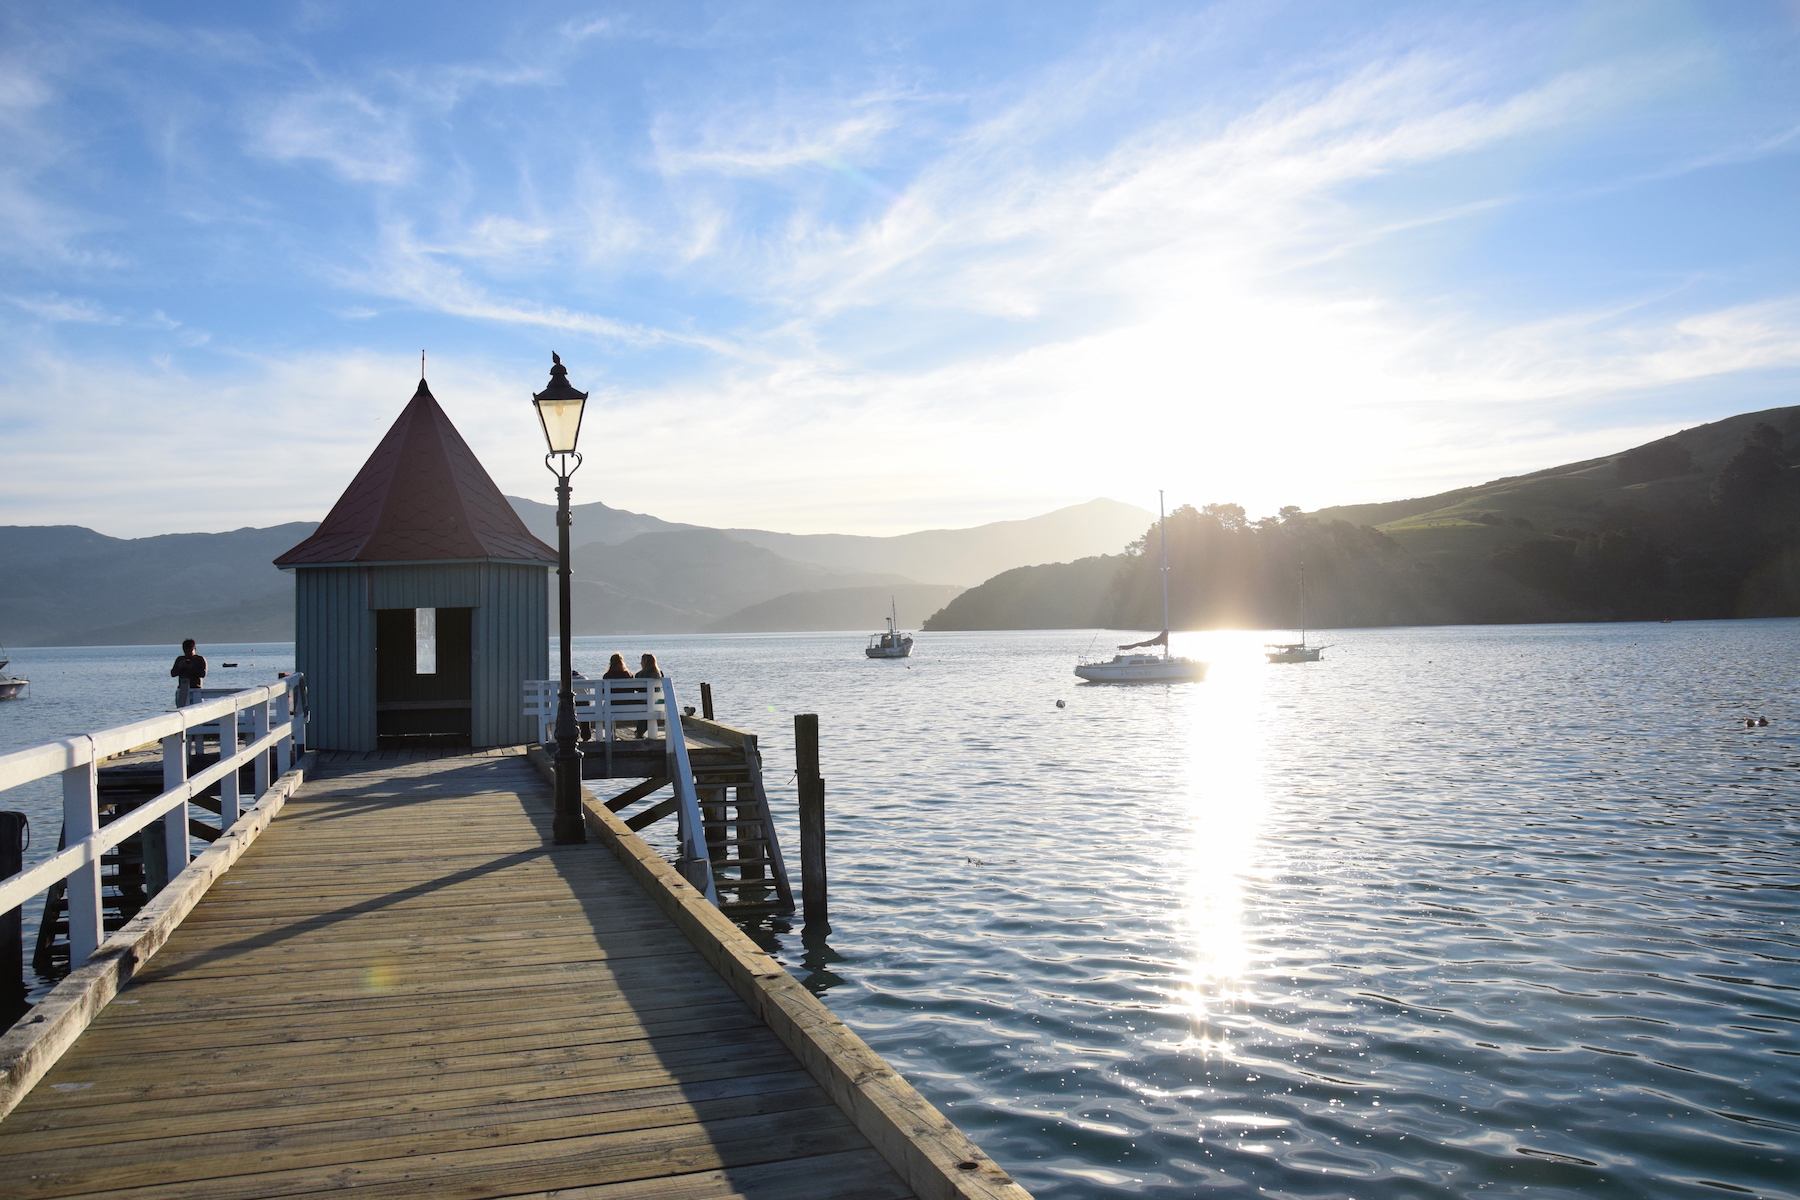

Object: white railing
[0,675,307,968]
[521,675,713,904]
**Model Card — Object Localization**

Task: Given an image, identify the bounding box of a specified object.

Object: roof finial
[421,350,426,380]
[552,351,563,367]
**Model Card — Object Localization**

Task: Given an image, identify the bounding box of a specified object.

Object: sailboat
[1265,562,1326,663]
[1075,493,1209,682]
[865,597,914,659]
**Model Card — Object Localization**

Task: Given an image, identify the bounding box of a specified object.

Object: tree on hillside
[1202,503,1247,532]
[1105,503,1448,630]
[1712,423,1785,510]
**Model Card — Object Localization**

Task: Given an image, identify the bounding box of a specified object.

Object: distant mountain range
[505,494,1151,585]
[0,498,1149,645]
[0,524,310,648]
[20,402,1792,649]
[927,404,1800,631]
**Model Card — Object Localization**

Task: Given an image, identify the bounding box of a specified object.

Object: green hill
[926,405,1800,631]
[1314,407,1789,533]
[922,557,1123,631]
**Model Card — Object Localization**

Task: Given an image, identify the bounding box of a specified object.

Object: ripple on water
[4,623,1795,1198]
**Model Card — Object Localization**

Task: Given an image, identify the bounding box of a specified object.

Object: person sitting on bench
[632,652,662,737]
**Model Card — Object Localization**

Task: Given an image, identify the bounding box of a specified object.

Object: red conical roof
[275,380,557,568]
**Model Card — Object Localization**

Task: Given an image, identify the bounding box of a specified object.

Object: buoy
[1055,699,1066,708]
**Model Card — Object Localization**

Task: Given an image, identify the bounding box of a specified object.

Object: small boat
[865,598,914,659]
[0,647,28,701]
[1075,492,1208,683]
[1266,562,1326,663]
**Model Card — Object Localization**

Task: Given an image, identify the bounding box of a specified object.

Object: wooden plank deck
[0,749,922,1200]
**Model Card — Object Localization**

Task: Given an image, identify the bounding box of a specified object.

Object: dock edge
[526,745,1034,1200]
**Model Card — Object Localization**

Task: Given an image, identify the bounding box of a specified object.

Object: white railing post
[274,689,292,774]
[252,695,271,799]
[159,732,189,886]
[661,679,717,903]
[600,681,614,777]
[289,680,306,755]
[216,708,241,829]
[61,741,103,966]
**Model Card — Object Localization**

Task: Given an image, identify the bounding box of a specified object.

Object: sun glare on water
[1168,632,1275,1054]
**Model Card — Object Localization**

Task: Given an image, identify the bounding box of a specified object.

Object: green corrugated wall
[294,566,377,752]
[474,564,550,747]
[293,561,549,751]
[369,563,482,609]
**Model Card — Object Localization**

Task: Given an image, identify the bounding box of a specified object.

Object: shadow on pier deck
[0,749,1028,1200]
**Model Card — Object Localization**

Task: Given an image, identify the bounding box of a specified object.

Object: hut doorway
[375,607,472,748]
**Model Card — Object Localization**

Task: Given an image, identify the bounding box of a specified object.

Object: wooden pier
[0,380,1029,1198]
[0,745,1030,1200]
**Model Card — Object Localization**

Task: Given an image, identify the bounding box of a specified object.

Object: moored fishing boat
[0,647,28,700]
[1075,492,1208,683]
[865,597,914,659]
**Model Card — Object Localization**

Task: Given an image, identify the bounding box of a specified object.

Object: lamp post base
[552,739,586,845]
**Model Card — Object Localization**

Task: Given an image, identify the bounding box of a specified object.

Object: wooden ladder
[695,732,795,917]
[602,710,794,918]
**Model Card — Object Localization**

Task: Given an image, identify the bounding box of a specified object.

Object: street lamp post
[533,353,589,845]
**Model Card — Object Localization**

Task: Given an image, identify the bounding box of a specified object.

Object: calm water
[2,622,1796,1199]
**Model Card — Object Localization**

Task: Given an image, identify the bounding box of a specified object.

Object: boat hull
[0,678,27,700]
[1074,657,1208,682]
[865,640,913,659]
[1266,648,1323,663]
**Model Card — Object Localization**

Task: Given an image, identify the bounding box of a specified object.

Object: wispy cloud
[255,86,415,183]
[656,101,902,176]
[333,222,728,352]
[7,294,121,323]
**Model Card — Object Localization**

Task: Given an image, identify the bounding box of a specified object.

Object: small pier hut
[275,378,557,751]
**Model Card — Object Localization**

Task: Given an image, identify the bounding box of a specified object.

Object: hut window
[415,608,437,674]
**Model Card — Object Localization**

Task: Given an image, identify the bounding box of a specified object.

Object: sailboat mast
[1299,561,1307,645]
[1159,490,1170,659]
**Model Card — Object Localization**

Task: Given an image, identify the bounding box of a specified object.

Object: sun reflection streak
[1170,630,1274,1057]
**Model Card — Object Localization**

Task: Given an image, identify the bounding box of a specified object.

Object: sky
[2,0,1798,539]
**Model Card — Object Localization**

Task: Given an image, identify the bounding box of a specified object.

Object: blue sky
[3,0,1798,537]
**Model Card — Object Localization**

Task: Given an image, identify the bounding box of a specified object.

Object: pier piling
[795,713,827,926]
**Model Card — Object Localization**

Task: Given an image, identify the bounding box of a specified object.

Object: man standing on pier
[170,638,206,707]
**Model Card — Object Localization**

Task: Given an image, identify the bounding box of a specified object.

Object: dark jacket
[170,654,207,687]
